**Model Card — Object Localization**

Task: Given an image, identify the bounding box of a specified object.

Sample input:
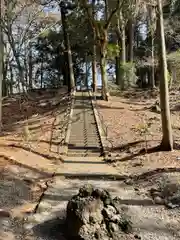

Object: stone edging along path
[89,91,110,157]
[63,90,76,155]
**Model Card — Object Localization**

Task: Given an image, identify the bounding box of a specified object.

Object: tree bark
[85,53,88,88]
[28,43,33,90]
[9,64,13,94]
[115,11,126,89]
[120,12,126,90]
[147,5,155,89]
[127,19,134,62]
[157,0,173,151]
[104,0,109,21]
[82,0,122,99]
[115,55,120,85]
[100,48,108,101]
[92,0,96,92]
[150,36,155,88]
[0,0,3,131]
[40,55,43,89]
[99,28,109,101]
[7,32,25,92]
[60,4,75,92]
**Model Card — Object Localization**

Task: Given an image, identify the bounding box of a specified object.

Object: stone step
[67,91,102,155]
[67,153,101,157]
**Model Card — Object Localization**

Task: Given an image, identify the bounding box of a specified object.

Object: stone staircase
[67,91,102,157]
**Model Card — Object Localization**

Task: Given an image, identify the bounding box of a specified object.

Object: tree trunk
[28,43,33,90]
[99,29,108,101]
[121,24,126,63]
[9,64,13,94]
[2,56,7,97]
[3,44,8,96]
[116,12,126,89]
[0,0,3,132]
[40,55,43,89]
[15,55,25,92]
[127,19,134,62]
[150,36,155,88]
[104,0,108,21]
[120,16,126,90]
[157,0,173,151]
[92,0,96,92]
[147,6,156,89]
[115,55,120,85]
[62,55,68,86]
[85,53,88,88]
[60,4,75,92]
[24,57,28,90]
[135,24,140,48]
[100,49,108,101]
[92,43,97,91]
[7,33,25,93]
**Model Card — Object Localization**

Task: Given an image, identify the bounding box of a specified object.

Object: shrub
[119,62,137,90]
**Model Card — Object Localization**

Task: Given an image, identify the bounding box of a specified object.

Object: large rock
[65,184,132,240]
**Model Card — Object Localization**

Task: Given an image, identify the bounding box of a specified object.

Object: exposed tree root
[132,167,180,181]
[32,171,55,214]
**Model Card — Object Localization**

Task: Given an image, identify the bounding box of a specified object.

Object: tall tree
[92,0,97,92]
[0,0,3,131]
[80,0,124,100]
[147,4,156,88]
[157,0,173,150]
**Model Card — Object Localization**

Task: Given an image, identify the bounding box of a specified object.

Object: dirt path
[25,169,180,240]
[23,91,180,240]
[0,89,70,239]
[1,90,180,239]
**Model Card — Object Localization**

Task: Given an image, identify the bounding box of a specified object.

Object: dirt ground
[0,87,70,237]
[97,88,180,175]
[1,87,180,239]
[95,88,180,239]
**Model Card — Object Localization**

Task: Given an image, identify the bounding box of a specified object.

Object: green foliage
[167,51,180,66]
[167,69,172,85]
[107,82,122,96]
[119,62,137,89]
[106,44,120,59]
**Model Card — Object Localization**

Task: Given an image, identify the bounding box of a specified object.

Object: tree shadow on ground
[0,172,32,209]
[95,104,125,110]
[115,149,156,162]
[0,162,49,236]
[0,153,54,178]
[129,106,157,112]
[31,181,176,240]
[6,139,60,146]
[33,216,67,240]
[111,141,180,162]
[31,198,158,240]
[1,145,180,183]
[120,100,152,106]
[2,88,70,134]
[171,104,180,112]
[68,144,101,152]
[0,143,63,162]
[110,140,146,152]
[120,89,158,100]
[42,193,155,206]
